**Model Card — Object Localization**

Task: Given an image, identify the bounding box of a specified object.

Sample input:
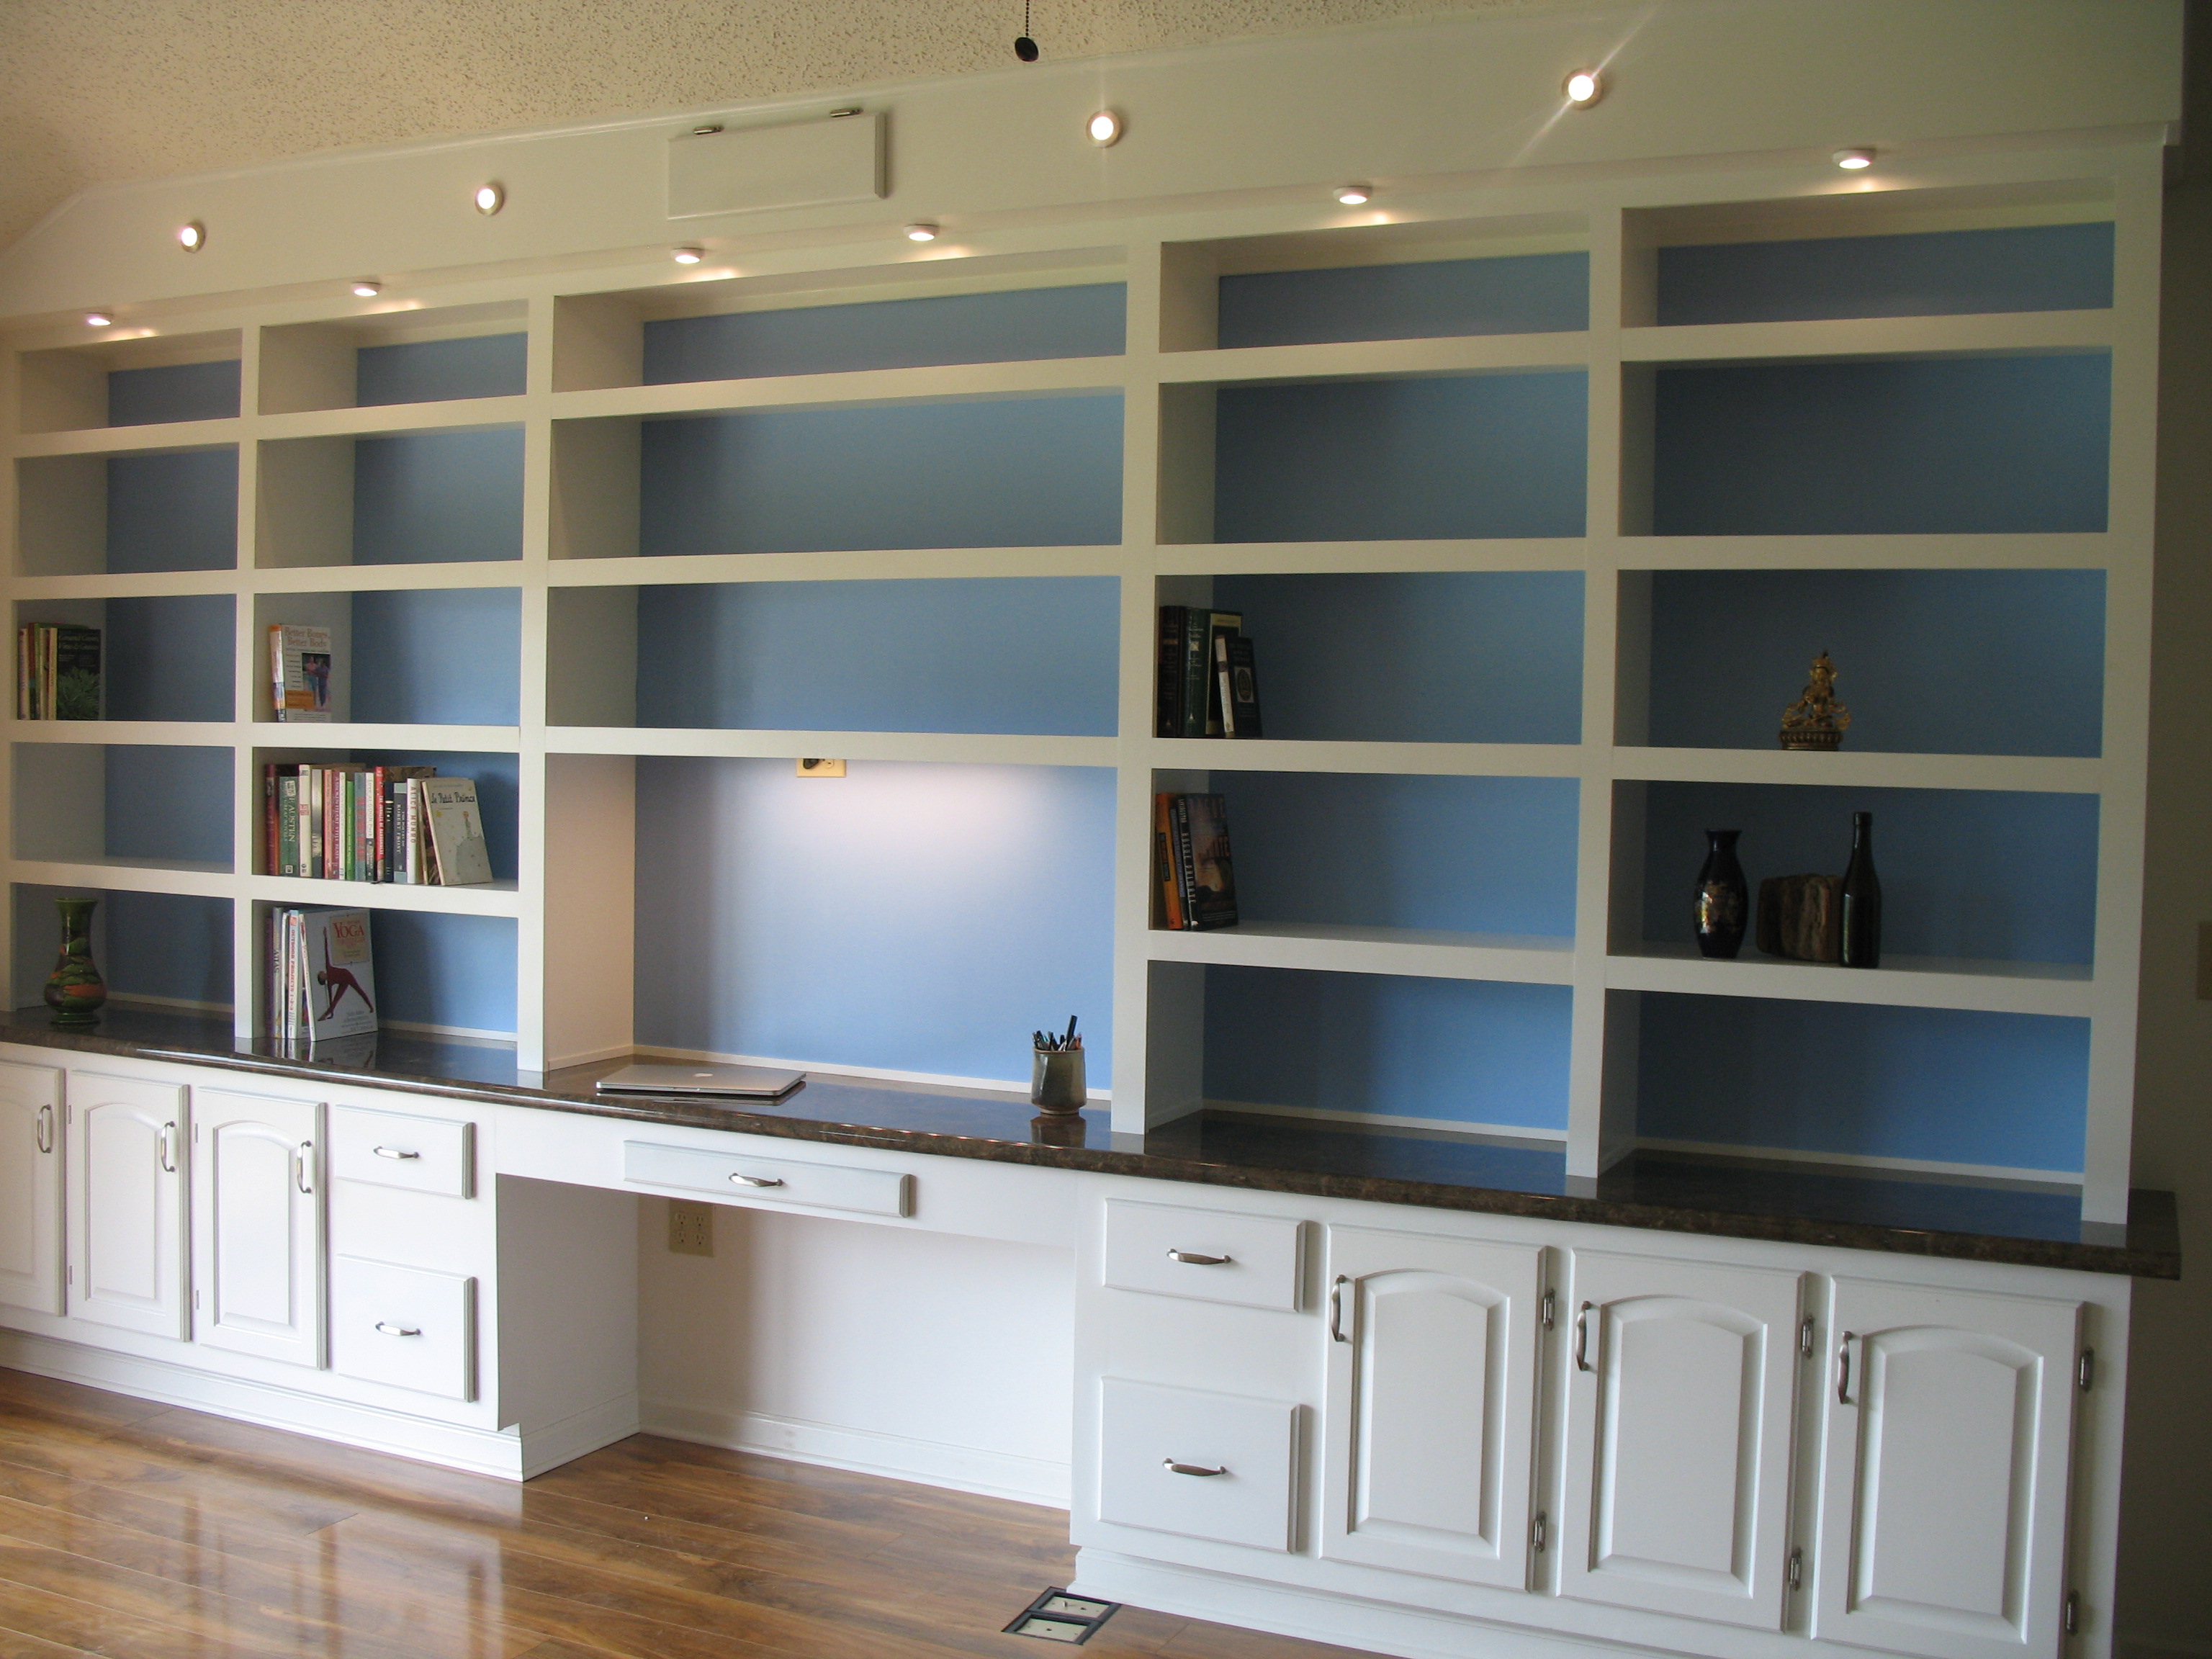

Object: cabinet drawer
[330,1106,474,1197]
[1097,1378,1298,1552]
[624,1140,912,1218]
[330,1256,476,1401]
[1102,1200,1303,1312]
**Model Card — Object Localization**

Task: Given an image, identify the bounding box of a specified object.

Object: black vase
[1693,830,1748,959]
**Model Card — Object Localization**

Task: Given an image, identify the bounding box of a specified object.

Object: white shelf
[250,724,523,752]
[240,874,522,917]
[248,563,525,593]
[11,858,233,897]
[547,354,1128,421]
[253,397,527,441]
[1153,738,1583,778]
[1150,921,1575,984]
[1610,531,2123,572]
[9,721,237,746]
[8,419,242,459]
[544,546,1130,587]
[1155,538,1589,577]
[1613,747,2102,794]
[1606,943,2092,1017]
[12,570,239,600]
[1619,307,2113,365]
[547,726,1118,767]
[1158,331,1591,385]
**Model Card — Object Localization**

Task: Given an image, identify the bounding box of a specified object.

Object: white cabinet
[331,1256,477,1401]
[1558,1249,1803,1629]
[191,1089,324,1368]
[1097,1377,1298,1552]
[1813,1279,2082,1659]
[0,1061,63,1316]
[1318,1226,1542,1588]
[1102,1200,1304,1312]
[67,1070,189,1339]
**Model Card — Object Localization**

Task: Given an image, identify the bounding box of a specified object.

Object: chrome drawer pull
[372,1146,421,1160]
[374,1322,422,1338]
[1837,1331,1857,1405]
[1574,1301,1594,1372]
[1164,1460,1227,1477]
[729,1173,785,1188]
[1166,1249,1231,1265]
[35,1104,53,1154]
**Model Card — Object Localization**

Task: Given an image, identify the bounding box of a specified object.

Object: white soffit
[667,114,887,218]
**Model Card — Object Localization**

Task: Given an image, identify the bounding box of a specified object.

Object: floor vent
[1004,1588,1121,1643]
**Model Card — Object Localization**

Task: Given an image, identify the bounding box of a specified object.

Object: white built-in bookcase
[0,135,2162,1224]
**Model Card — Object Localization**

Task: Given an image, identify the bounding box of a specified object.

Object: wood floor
[0,1367,1375,1659]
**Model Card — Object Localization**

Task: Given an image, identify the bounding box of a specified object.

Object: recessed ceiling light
[1564,69,1604,107]
[1087,109,1123,147]
[1335,184,1372,206]
[1833,147,1876,171]
[904,222,940,243]
[474,182,505,215]
[176,220,205,252]
[671,245,705,264]
[351,279,382,297]
[84,310,114,328]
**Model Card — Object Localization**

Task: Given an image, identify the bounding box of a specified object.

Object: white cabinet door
[0,1061,64,1315]
[191,1089,324,1367]
[1559,1250,1802,1629]
[1318,1226,1542,1588]
[68,1071,189,1339]
[1813,1279,2082,1659]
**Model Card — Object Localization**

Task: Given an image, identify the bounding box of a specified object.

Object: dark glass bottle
[1693,829,1748,959]
[1840,811,1881,968]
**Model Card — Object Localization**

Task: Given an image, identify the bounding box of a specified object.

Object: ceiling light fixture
[1335,184,1372,206]
[351,279,382,297]
[84,310,114,328]
[1833,147,1876,171]
[475,182,505,215]
[176,220,206,252]
[1087,109,1123,147]
[904,222,940,243]
[1564,69,1604,107]
[672,245,706,264]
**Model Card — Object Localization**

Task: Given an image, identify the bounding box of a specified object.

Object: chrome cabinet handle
[1166,1249,1231,1265]
[35,1104,53,1154]
[296,1141,314,1195]
[1837,1331,1857,1405]
[729,1173,784,1188]
[372,1146,421,1161]
[1329,1274,1349,1343]
[158,1121,178,1174]
[1574,1301,1594,1372]
[1164,1460,1227,1477]
[374,1321,422,1338]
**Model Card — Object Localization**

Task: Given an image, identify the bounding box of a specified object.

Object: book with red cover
[1154,792,1186,928]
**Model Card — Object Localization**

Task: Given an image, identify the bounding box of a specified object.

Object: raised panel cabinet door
[190,1089,324,1367]
[0,1062,64,1315]
[1814,1279,2082,1659]
[1318,1226,1542,1587]
[1558,1250,1803,1629]
[67,1071,189,1339]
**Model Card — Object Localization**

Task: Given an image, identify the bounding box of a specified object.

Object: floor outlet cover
[1005,1589,1120,1643]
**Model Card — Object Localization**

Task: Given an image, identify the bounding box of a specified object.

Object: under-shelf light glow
[1087,109,1123,146]
[351,279,382,297]
[475,182,505,215]
[1335,184,1372,206]
[1563,69,1604,107]
[176,220,205,252]
[904,222,940,243]
[672,245,706,264]
[84,310,114,328]
[1833,147,1876,170]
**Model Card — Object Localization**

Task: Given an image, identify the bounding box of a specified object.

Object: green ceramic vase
[44,896,105,1028]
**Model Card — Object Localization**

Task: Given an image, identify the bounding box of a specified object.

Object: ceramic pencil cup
[1031,1046,1087,1113]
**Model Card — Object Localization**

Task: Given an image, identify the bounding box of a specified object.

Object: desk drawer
[1098,1378,1297,1552]
[1103,1200,1303,1312]
[330,1106,475,1197]
[624,1140,912,1218]
[330,1256,475,1401]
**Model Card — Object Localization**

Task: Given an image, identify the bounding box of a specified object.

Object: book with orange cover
[1154,792,1186,928]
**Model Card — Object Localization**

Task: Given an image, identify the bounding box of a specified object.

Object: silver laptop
[595,1062,806,1100]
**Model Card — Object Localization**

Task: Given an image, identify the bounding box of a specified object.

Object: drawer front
[1102,1200,1303,1312]
[329,1106,475,1197]
[624,1140,912,1218]
[330,1256,476,1401]
[1097,1378,1298,1552]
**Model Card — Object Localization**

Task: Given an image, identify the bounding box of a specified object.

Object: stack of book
[16,624,101,720]
[1155,608,1263,739]
[263,764,494,886]
[1154,792,1238,930]
[268,905,379,1047]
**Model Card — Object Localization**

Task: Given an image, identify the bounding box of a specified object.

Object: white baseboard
[640,1399,1070,1508]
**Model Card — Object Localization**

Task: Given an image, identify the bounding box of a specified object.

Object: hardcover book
[1171,792,1238,930]
[1202,612,1242,737]
[1154,792,1186,928]
[1218,634,1263,738]
[422,778,494,886]
[276,907,379,1043]
[1155,606,1187,738]
[269,624,334,722]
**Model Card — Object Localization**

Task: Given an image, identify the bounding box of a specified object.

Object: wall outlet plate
[796,757,847,777]
[667,1198,714,1256]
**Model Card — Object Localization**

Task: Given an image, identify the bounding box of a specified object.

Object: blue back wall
[1220,773,1578,937]
[351,589,521,725]
[1203,966,1570,1131]
[370,912,517,1035]
[634,759,1115,1087]
[1646,569,2105,757]
[1214,372,1587,542]
[105,746,233,867]
[14,886,233,1010]
[1637,994,2087,1174]
[107,450,236,572]
[104,595,233,721]
[356,335,528,405]
[1212,571,1583,743]
[107,360,240,426]
[353,431,525,564]
[1652,355,2110,535]
[635,577,1119,735]
[639,395,1123,554]
[643,285,1126,381]
[1638,781,2099,964]
[1217,252,1589,346]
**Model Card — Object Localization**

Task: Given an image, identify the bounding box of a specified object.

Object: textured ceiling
[0,0,1546,258]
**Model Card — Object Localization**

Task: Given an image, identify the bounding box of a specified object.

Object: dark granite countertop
[4,1007,2178,1280]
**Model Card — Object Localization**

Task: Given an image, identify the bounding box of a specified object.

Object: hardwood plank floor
[0,1370,1376,1659]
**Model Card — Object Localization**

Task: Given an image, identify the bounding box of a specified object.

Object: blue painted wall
[1203,966,1571,1130]
[352,430,524,564]
[104,595,233,721]
[1638,781,2098,964]
[369,912,517,1034]
[634,758,1115,1086]
[356,335,528,405]
[1220,773,1579,937]
[12,886,233,1010]
[357,751,519,880]
[351,588,522,725]
[634,577,1118,735]
[1637,994,2088,1173]
[104,747,233,867]
[1218,252,1589,346]
[1214,372,1587,542]
[107,360,239,426]
[642,285,1126,382]
[1211,571,1583,743]
[1655,223,2113,325]
[107,450,236,572]
[639,395,1123,554]
[1646,568,2105,757]
[1652,355,2110,535]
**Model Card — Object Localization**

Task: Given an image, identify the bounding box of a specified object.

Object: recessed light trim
[1335,184,1372,206]
[84,310,114,328]
[474,182,505,215]
[351,279,382,297]
[1833,147,1876,171]
[903,222,940,243]
[1564,69,1604,107]
[671,245,706,264]
[176,220,206,252]
[1086,109,1123,147]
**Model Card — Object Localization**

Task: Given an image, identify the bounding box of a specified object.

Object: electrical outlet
[667,1199,714,1256]
[796,757,846,777]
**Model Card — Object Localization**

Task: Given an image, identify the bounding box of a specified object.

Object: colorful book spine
[1155,606,1187,738]
[1154,793,1186,929]
[277,775,300,876]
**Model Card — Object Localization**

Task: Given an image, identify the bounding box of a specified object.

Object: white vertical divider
[0,340,18,1012]
[513,295,557,1073]
[229,324,269,1046]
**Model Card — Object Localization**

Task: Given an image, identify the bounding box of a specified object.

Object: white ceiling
[0,0,1541,259]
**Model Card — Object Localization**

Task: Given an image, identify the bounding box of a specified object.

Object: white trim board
[1633,1137,2084,1188]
